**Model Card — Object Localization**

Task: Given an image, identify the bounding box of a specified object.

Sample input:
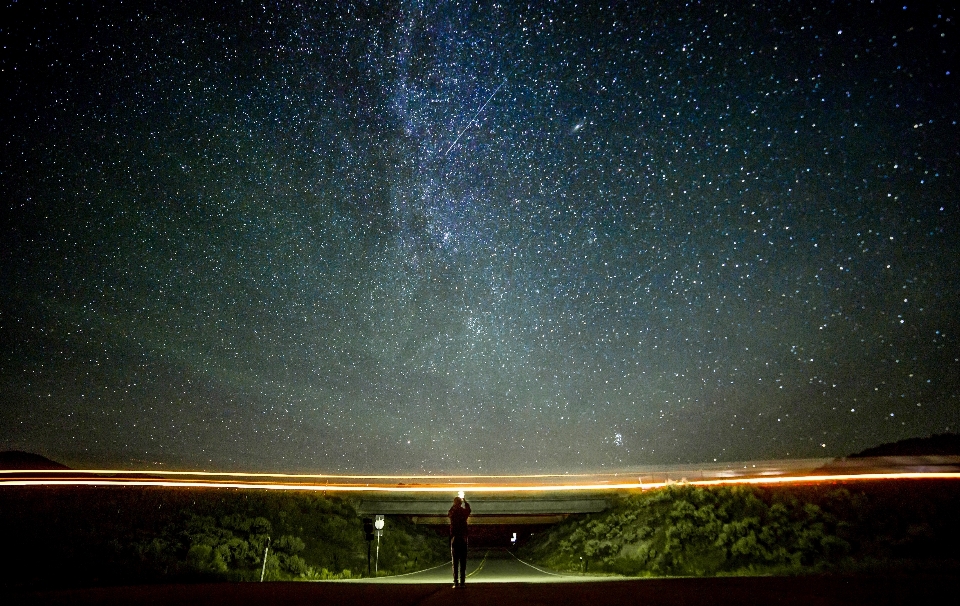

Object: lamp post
[374,515,385,575]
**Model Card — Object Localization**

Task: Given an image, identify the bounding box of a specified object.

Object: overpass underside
[407,514,571,525]
[357,496,608,520]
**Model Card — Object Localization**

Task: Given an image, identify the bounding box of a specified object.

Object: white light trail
[2,472,959,493]
[444,80,506,157]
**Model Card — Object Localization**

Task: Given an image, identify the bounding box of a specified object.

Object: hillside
[0,450,70,470]
[848,433,960,458]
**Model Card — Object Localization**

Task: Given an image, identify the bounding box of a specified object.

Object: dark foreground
[11,575,960,606]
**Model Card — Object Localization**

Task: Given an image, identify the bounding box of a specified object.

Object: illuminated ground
[362,549,583,584]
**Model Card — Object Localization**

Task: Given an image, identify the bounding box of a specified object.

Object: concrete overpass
[357,496,609,546]
[358,496,608,523]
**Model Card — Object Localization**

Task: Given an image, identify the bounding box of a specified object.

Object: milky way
[1,1,958,473]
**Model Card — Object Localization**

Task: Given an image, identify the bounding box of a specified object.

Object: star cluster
[1,1,957,472]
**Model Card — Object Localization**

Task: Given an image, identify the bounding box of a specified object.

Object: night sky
[2,1,958,473]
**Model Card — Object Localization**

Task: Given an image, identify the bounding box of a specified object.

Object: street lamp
[374,515,385,575]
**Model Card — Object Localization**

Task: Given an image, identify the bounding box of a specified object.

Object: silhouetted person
[448,495,471,586]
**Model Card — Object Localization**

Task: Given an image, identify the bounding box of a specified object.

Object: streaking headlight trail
[3,458,960,493]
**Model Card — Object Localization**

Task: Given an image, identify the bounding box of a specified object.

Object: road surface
[20,574,960,605]
[367,548,586,584]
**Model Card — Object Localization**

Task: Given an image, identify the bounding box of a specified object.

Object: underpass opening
[418,518,564,549]
[357,496,609,549]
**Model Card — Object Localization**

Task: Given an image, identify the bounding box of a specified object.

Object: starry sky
[1,1,958,473]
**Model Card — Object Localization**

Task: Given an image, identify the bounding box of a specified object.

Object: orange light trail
[2,470,959,493]
[0,468,623,480]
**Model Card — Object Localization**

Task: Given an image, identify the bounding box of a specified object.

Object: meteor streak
[444,79,506,157]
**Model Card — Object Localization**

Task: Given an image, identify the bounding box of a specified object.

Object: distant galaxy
[1,1,957,473]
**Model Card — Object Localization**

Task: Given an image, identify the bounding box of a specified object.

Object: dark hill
[849,433,960,458]
[0,450,70,470]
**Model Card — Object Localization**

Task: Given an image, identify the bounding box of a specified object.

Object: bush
[520,485,859,576]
